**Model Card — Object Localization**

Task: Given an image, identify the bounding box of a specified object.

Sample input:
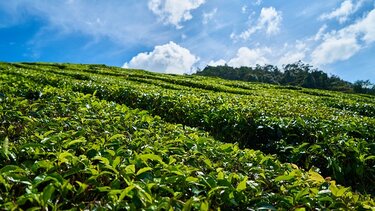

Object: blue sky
[0,0,374,82]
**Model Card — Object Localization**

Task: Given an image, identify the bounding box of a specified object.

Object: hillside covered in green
[0,62,374,210]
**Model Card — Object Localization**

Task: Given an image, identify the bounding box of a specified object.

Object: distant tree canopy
[195,61,375,95]
[353,80,375,95]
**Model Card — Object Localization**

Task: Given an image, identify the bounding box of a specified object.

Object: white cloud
[0,1,171,47]
[148,0,205,29]
[319,0,367,23]
[206,47,270,68]
[320,0,354,23]
[312,36,361,64]
[314,24,328,41]
[278,41,308,65]
[350,9,375,43]
[279,51,306,65]
[208,59,226,66]
[259,7,282,35]
[236,28,258,41]
[233,7,282,40]
[227,47,270,67]
[312,8,375,65]
[202,8,217,24]
[123,41,199,74]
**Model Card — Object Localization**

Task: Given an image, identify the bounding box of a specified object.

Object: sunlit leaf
[136,167,153,176]
[236,176,248,191]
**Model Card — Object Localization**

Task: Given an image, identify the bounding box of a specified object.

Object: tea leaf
[236,176,248,191]
[136,167,153,176]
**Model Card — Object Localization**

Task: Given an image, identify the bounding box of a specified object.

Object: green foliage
[0,62,374,210]
[196,61,362,93]
[353,80,375,95]
[7,62,374,193]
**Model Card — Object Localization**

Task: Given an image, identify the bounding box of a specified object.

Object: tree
[353,80,373,94]
[195,62,374,95]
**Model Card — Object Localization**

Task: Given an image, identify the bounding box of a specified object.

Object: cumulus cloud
[208,59,226,66]
[123,41,199,74]
[312,8,375,65]
[227,47,270,67]
[232,7,282,41]
[279,51,306,65]
[319,0,366,23]
[278,41,308,65]
[259,7,282,35]
[351,9,375,43]
[320,0,354,23]
[206,47,270,68]
[312,36,361,64]
[148,0,205,29]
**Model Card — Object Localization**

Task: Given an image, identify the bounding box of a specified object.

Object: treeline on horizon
[195,61,375,95]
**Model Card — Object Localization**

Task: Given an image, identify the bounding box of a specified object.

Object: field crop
[0,62,374,210]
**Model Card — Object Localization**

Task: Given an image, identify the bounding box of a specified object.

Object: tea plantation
[0,62,374,210]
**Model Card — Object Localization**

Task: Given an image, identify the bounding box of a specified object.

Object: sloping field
[0,62,374,210]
